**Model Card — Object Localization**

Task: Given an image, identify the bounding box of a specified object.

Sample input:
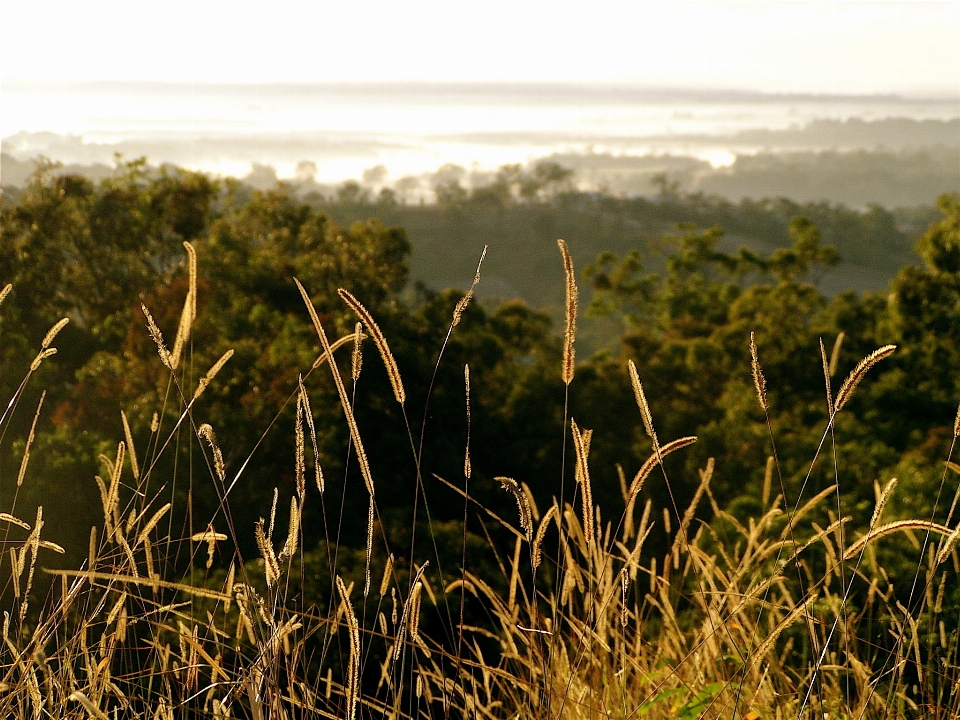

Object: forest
[3,157,960,717]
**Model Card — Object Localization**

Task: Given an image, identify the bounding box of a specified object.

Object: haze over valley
[3,81,958,208]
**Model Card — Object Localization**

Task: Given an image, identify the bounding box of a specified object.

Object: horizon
[3,1,958,194]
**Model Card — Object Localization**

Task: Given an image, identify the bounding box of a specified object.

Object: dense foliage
[3,159,960,591]
[5,159,960,716]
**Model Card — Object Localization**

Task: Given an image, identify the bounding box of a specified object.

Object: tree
[335,180,371,206]
[916,193,960,274]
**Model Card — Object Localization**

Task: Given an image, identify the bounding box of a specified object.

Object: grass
[2,241,960,720]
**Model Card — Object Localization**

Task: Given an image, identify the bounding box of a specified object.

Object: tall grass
[2,246,960,719]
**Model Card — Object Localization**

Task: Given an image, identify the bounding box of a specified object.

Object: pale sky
[2,1,959,95]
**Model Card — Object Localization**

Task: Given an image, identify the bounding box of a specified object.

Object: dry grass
[1,246,959,719]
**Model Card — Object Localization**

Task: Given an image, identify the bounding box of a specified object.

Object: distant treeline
[3,153,946,339]
[308,165,938,315]
[3,115,959,208]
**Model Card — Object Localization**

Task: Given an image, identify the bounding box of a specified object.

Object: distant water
[3,81,959,183]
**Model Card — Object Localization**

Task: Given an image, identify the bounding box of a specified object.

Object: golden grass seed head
[749,332,768,413]
[829,331,845,377]
[136,503,172,546]
[170,241,198,370]
[0,513,30,530]
[747,594,818,672]
[29,348,57,371]
[834,344,897,413]
[41,317,69,350]
[0,283,11,307]
[17,391,45,487]
[464,364,472,479]
[628,360,658,449]
[558,239,578,385]
[88,526,98,570]
[620,569,630,627]
[521,481,539,522]
[141,303,173,369]
[452,291,473,328]
[193,349,234,400]
[870,477,898,530]
[9,548,22,595]
[351,321,363,380]
[254,518,280,587]
[37,540,67,555]
[295,392,306,499]
[570,419,595,545]
[453,245,487,327]
[379,553,394,597]
[68,691,110,720]
[338,287,405,405]
[532,504,559,570]
[120,410,140,481]
[409,580,423,643]
[336,575,361,720]
[364,494,374,598]
[280,496,300,561]
[393,562,429,664]
[762,455,775,506]
[107,441,126,524]
[224,562,235,611]
[184,241,197,318]
[496,476,532,542]
[310,331,360,371]
[820,337,834,416]
[298,376,324,494]
[625,435,698,509]
[938,525,960,567]
[198,424,225,482]
[845,519,951,560]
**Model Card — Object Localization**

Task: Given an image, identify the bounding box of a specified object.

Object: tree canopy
[3,161,960,610]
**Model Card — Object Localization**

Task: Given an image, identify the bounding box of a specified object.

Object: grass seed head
[571,418,595,545]
[141,304,173,369]
[338,288,405,404]
[496,476,533,542]
[351,321,363,380]
[750,332,768,412]
[558,239,578,384]
[834,344,896,413]
[453,245,487,327]
[41,318,69,349]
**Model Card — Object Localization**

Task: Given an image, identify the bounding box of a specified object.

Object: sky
[2,1,959,95]
[2,1,959,185]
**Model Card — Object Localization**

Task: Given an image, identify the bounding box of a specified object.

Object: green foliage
[3,161,959,573]
[6,163,960,717]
